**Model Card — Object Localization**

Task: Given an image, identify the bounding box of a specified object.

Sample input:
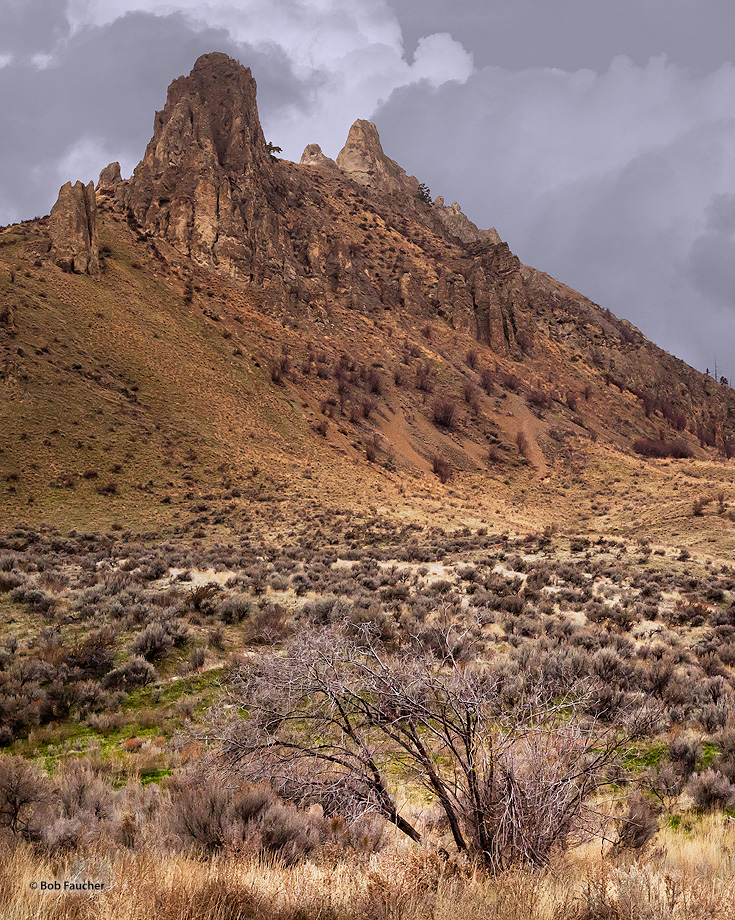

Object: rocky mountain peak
[433,196,501,246]
[336,119,419,197]
[300,143,338,170]
[97,162,122,193]
[123,52,279,277]
[49,180,99,276]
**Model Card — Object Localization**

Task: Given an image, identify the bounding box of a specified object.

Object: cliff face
[49,181,99,276]
[335,119,420,198]
[3,51,735,531]
[123,52,290,282]
[117,54,528,352]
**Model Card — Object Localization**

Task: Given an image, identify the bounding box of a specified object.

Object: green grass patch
[622,741,668,773]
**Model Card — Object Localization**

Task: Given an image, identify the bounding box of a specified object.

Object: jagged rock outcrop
[124,52,289,280]
[467,242,529,353]
[433,196,501,246]
[300,144,338,170]
[336,120,419,198]
[49,181,99,276]
[97,162,122,192]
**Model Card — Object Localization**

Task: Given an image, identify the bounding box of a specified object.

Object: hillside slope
[1,52,734,540]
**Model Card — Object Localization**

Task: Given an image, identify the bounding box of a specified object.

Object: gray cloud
[3,0,735,371]
[391,0,735,73]
[0,11,313,224]
[0,0,71,57]
[687,195,735,312]
[373,56,735,370]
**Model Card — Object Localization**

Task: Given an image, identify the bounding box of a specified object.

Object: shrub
[526,389,549,411]
[614,793,659,851]
[466,349,478,369]
[501,372,521,392]
[132,615,189,661]
[415,363,435,392]
[104,656,157,690]
[479,368,494,394]
[365,434,382,463]
[633,437,693,459]
[463,380,479,407]
[432,398,457,429]
[432,455,452,483]
[270,352,290,385]
[218,596,251,624]
[366,367,383,395]
[687,769,735,811]
[0,755,51,838]
[486,446,503,465]
[516,430,529,458]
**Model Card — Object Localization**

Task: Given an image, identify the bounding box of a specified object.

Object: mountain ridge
[1,51,734,543]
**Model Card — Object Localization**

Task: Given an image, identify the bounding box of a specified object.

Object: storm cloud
[2,0,735,370]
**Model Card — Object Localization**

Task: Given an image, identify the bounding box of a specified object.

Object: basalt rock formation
[116,55,527,351]
[336,119,420,198]
[123,52,289,282]
[300,144,338,170]
[433,197,501,247]
[2,51,735,527]
[97,162,122,193]
[49,180,100,276]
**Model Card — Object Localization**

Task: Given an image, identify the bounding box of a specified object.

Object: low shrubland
[2,518,735,916]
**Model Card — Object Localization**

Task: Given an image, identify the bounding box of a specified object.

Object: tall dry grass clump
[3,816,735,920]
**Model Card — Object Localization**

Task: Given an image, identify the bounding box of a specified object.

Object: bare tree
[203,627,659,870]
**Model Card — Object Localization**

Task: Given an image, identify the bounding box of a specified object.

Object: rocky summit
[1,51,734,534]
[49,180,99,276]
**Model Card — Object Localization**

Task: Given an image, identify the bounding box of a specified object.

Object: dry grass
[2,816,735,920]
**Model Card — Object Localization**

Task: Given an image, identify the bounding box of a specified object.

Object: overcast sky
[3,0,735,372]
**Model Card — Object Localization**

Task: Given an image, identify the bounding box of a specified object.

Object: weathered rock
[49,181,100,276]
[336,120,419,198]
[433,196,501,246]
[466,242,529,354]
[124,52,287,280]
[97,162,122,192]
[300,144,338,170]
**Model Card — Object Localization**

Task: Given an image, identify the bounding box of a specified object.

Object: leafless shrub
[0,755,51,839]
[516,430,529,458]
[365,434,382,463]
[415,363,435,393]
[361,398,378,419]
[463,380,479,408]
[486,446,503,465]
[432,398,457,429]
[432,455,452,483]
[613,793,659,852]
[270,352,291,385]
[206,627,657,871]
[526,389,549,412]
[687,769,735,811]
[693,495,712,516]
[366,367,383,395]
[646,761,685,810]
[633,437,693,459]
[501,372,521,392]
[480,368,494,394]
